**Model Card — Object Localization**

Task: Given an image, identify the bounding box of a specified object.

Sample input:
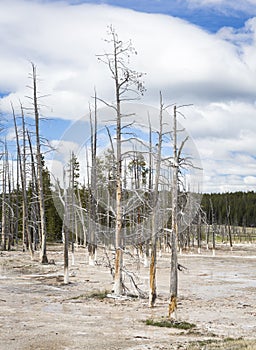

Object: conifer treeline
[2,173,256,246]
[201,191,256,228]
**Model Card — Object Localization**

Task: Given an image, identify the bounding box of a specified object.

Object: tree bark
[63,168,69,284]
[31,63,48,264]
[1,143,7,251]
[114,82,123,295]
[12,104,34,258]
[98,26,144,295]
[149,93,163,307]
[169,105,178,318]
[88,94,98,266]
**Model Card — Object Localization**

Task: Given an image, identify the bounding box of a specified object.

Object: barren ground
[0,244,256,350]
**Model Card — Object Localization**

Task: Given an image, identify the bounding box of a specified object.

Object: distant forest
[201,191,256,228]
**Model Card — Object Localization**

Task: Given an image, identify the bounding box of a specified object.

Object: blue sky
[1,0,256,192]
[62,0,251,32]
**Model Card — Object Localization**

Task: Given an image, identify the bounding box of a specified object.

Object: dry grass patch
[144,318,196,330]
[66,289,110,301]
[187,338,256,349]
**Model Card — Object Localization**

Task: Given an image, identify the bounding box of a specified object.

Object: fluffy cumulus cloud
[1,0,256,192]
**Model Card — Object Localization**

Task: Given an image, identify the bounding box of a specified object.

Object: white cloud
[183,101,256,140]
[1,0,256,116]
[1,0,256,192]
[185,0,256,15]
[49,138,88,186]
[196,138,256,192]
[244,176,256,185]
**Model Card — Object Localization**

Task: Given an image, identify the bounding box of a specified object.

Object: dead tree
[169,105,179,318]
[12,103,34,257]
[63,167,69,284]
[225,196,233,250]
[8,158,16,250]
[1,141,7,251]
[209,198,216,255]
[149,93,164,307]
[69,152,75,265]
[30,63,48,264]
[88,93,98,266]
[97,25,145,296]
[169,103,201,318]
[27,130,40,251]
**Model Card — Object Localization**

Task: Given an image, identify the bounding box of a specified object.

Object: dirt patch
[0,244,256,349]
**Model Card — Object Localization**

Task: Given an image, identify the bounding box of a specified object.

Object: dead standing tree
[88,93,98,266]
[169,105,178,317]
[27,130,40,251]
[169,104,201,318]
[63,166,69,284]
[149,93,164,307]
[97,25,145,296]
[11,103,34,258]
[30,63,48,264]
[1,141,8,251]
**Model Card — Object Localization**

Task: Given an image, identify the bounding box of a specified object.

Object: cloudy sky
[1,0,256,193]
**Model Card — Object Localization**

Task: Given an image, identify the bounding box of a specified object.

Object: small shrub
[66,289,109,301]
[86,290,109,300]
[144,318,196,330]
[187,338,256,350]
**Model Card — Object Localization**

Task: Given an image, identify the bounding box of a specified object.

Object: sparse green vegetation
[66,289,109,301]
[86,290,109,300]
[144,318,196,330]
[187,338,256,349]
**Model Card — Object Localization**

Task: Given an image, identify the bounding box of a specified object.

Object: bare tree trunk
[144,117,152,268]
[88,94,98,266]
[31,63,48,264]
[114,73,123,295]
[149,212,157,306]
[210,199,216,256]
[63,168,69,284]
[14,151,20,247]
[6,154,13,251]
[206,222,210,250]
[97,26,145,295]
[169,105,178,319]
[77,188,87,247]
[149,93,163,307]
[27,130,40,251]
[225,197,233,251]
[63,217,69,284]
[70,153,75,266]
[1,143,7,251]
[197,211,202,254]
[12,104,34,258]
[8,160,16,250]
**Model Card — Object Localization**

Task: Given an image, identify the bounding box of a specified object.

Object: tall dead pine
[97,26,145,295]
[88,93,98,266]
[1,142,7,251]
[169,105,178,318]
[31,63,48,264]
[149,93,164,307]
[12,103,33,258]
